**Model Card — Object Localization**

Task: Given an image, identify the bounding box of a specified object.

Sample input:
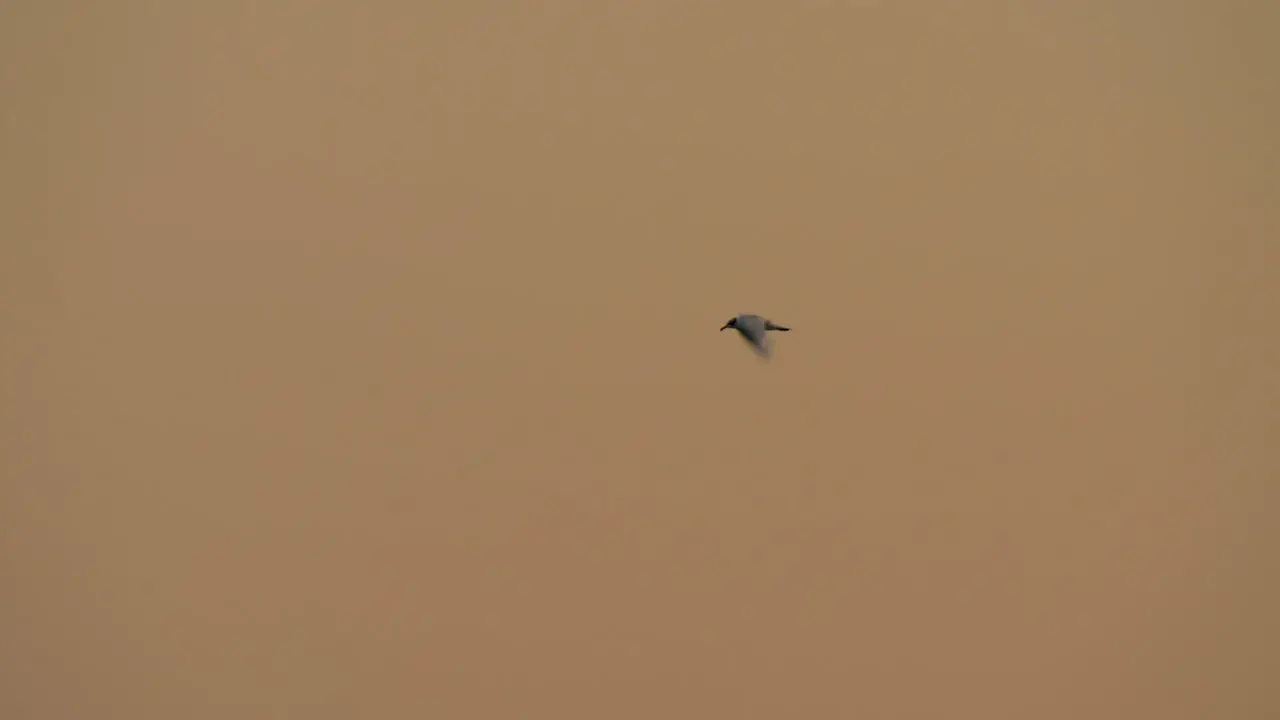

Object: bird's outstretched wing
[737,325,771,357]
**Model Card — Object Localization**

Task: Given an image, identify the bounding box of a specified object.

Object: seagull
[720,314,791,358]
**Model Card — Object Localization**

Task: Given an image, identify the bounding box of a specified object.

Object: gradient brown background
[4,2,1277,718]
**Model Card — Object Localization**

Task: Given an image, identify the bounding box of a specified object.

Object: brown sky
[3,2,1277,718]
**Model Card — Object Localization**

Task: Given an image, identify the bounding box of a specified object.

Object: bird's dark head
[719,317,737,331]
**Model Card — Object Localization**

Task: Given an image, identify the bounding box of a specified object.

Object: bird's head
[719,317,737,331]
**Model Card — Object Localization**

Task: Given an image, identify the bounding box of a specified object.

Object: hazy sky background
[4,2,1276,718]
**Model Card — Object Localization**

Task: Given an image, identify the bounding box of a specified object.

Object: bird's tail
[767,322,790,332]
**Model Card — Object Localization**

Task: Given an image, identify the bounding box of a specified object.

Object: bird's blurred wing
[739,327,771,357]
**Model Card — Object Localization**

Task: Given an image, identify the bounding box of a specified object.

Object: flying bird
[720,314,791,358]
